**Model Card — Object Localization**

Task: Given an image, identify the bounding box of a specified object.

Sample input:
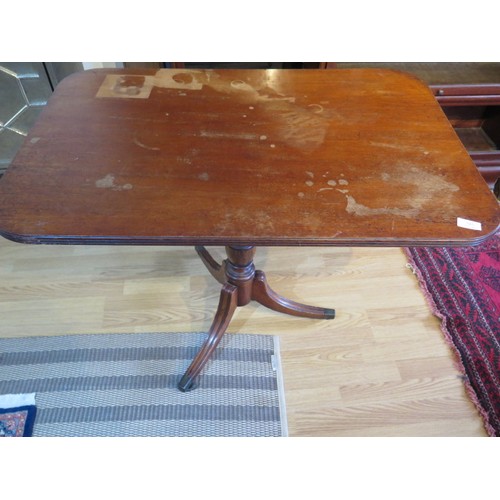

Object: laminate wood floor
[0,238,487,436]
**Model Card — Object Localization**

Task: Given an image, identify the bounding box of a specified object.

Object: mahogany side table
[0,68,498,391]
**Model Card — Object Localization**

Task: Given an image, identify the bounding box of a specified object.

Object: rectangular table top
[0,68,498,246]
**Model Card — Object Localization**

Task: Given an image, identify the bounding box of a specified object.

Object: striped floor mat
[0,332,287,437]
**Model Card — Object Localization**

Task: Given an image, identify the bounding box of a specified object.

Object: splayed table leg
[178,245,335,391]
[178,283,238,392]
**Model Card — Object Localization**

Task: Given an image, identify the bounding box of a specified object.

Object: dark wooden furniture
[430,83,500,189]
[0,68,498,391]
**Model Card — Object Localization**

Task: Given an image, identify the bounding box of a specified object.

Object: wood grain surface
[0,68,498,246]
[0,239,486,436]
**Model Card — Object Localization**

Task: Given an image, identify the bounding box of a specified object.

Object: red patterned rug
[405,234,499,436]
[0,406,36,437]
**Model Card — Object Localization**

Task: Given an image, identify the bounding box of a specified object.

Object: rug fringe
[272,335,288,437]
[0,393,36,408]
[403,248,497,437]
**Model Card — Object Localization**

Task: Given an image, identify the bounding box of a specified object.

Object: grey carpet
[0,332,287,437]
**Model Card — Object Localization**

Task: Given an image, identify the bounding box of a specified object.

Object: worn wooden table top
[0,68,498,246]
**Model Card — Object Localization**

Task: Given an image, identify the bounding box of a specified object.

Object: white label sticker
[457,217,482,231]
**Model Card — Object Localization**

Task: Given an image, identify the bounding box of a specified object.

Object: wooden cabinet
[429,84,500,189]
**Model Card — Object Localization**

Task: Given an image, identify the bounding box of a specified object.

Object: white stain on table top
[95,174,133,191]
[345,167,459,218]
